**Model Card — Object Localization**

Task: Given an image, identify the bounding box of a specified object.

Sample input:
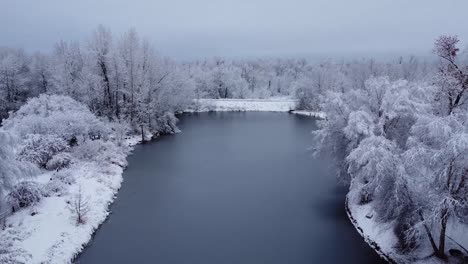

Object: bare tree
[433,35,468,115]
[73,185,89,225]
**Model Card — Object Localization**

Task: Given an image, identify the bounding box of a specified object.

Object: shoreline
[2,102,324,263]
[345,196,399,264]
[0,134,153,264]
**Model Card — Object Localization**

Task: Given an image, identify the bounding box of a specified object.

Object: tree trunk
[41,73,48,93]
[115,91,120,118]
[423,223,439,254]
[418,210,439,254]
[141,125,145,143]
[436,210,449,259]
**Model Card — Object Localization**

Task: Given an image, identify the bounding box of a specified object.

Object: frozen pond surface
[77,112,385,264]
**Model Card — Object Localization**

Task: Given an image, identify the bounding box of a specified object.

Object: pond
[77,112,386,264]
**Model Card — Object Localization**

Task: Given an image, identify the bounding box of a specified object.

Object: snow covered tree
[433,35,468,115]
[88,25,114,116]
[0,131,37,211]
[0,48,31,120]
[51,41,85,100]
[385,35,468,259]
[313,66,456,256]
[405,112,468,258]
[29,52,53,95]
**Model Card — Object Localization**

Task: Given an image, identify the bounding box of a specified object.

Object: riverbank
[0,134,149,264]
[345,197,399,264]
[347,192,468,264]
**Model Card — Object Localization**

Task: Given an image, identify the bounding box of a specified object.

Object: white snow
[346,195,402,263]
[0,136,142,264]
[189,98,298,112]
[290,110,326,119]
[187,98,325,118]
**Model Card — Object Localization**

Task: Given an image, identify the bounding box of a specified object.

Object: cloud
[1,0,467,59]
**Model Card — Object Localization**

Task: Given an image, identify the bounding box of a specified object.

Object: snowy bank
[290,110,326,119]
[188,98,297,112]
[187,98,325,118]
[346,197,400,264]
[0,94,165,264]
[347,195,468,264]
[0,135,144,264]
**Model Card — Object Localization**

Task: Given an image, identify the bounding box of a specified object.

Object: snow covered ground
[188,98,298,112]
[347,194,468,264]
[0,136,142,264]
[187,98,325,118]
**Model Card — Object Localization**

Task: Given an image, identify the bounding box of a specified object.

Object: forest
[0,25,467,263]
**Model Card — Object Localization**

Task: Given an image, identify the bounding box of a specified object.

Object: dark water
[77,112,386,264]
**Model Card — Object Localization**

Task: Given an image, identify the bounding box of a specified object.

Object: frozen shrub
[295,82,318,110]
[393,208,420,253]
[109,121,131,147]
[6,181,43,212]
[50,168,76,185]
[18,134,69,168]
[45,152,73,170]
[44,179,68,197]
[72,140,126,167]
[2,94,110,144]
[154,112,179,135]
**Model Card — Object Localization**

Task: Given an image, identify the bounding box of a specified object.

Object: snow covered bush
[2,94,109,144]
[6,181,44,212]
[109,121,131,147]
[71,139,126,167]
[43,168,75,196]
[154,112,179,135]
[295,81,318,110]
[18,134,69,168]
[45,152,73,170]
[44,178,68,197]
[50,168,76,186]
[393,208,421,253]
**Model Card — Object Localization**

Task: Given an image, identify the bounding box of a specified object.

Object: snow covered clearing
[187,98,325,118]
[188,98,298,112]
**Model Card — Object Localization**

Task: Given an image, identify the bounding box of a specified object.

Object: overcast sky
[2,0,467,60]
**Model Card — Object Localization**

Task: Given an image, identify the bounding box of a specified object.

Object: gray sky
[2,0,467,60]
